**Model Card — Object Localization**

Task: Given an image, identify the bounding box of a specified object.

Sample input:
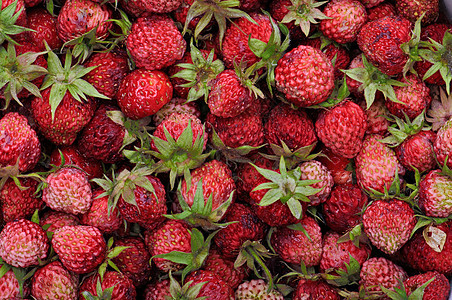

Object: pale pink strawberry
[299,160,334,205]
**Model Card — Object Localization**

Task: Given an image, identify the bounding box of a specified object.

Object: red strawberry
[359,0,385,8]
[152,98,201,126]
[27,7,62,50]
[221,13,272,69]
[0,177,43,223]
[111,237,152,287]
[213,203,268,260]
[203,250,249,289]
[366,2,397,21]
[56,0,112,43]
[293,279,340,300]
[359,98,390,135]
[77,104,126,164]
[359,257,407,296]
[40,211,80,234]
[79,271,136,300]
[49,145,103,181]
[126,14,186,71]
[134,0,182,13]
[144,279,170,300]
[145,219,192,272]
[84,51,129,99]
[117,69,173,120]
[320,0,367,44]
[362,199,416,254]
[0,112,41,172]
[357,15,412,76]
[31,88,96,146]
[31,261,79,300]
[434,118,452,169]
[323,184,368,234]
[0,219,49,268]
[404,271,451,300]
[385,74,432,120]
[316,146,353,185]
[315,99,368,158]
[270,216,323,267]
[0,263,31,298]
[396,0,439,25]
[80,189,123,234]
[185,270,234,300]
[418,170,452,218]
[275,45,335,107]
[264,103,317,153]
[396,130,437,173]
[236,154,274,197]
[51,225,107,274]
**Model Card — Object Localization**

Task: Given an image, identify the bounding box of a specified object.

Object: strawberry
[208,69,257,118]
[303,37,351,79]
[144,279,170,299]
[358,0,385,8]
[396,0,439,25]
[51,225,107,274]
[0,177,43,223]
[359,99,389,135]
[270,216,323,267]
[264,103,317,153]
[357,15,412,76]
[203,250,248,289]
[359,257,407,297]
[235,279,284,299]
[56,0,112,43]
[42,167,93,215]
[0,263,31,298]
[77,104,126,164]
[293,279,340,300]
[320,0,367,44]
[355,134,402,194]
[299,160,334,205]
[385,74,432,120]
[275,45,335,107]
[181,159,236,214]
[31,88,96,146]
[26,7,62,50]
[320,231,371,273]
[213,203,268,260]
[434,118,452,169]
[79,271,136,299]
[111,237,152,287]
[221,12,273,69]
[366,2,396,21]
[362,199,416,254]
[395,130,437,173]
[49,145,103,181]
[84,51,129,99]
[185,270,234,300]
[80,188,123,234]
[317,146,353,185]
[31,261,79,300]
[152,98,200,126]
[0,219,49,268]
[0,112,41,173]
[40,211,80,234]
[145,219,192,272]
[323,184,368,234]
[404,271,451,300]
[236,154,274,198]
[402,221,452,275]
[135,0,182,13]
[418,170,452,218]
[126,14,186,71]
[117,69,173,120]
[315,99,368,159]
[206,108,265,149]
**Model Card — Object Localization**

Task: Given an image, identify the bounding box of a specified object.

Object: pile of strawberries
[1,0,452,298]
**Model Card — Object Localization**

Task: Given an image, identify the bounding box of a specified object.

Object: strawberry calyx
[280,0,329,37]
[260,142,321,170]
[400,14,425,76]
[40,47,109,120]
[166,271,207,300]
[81,279,115,300]
[103,8,132,52]
[172,41,225,103]
[379,111,431,147]
[419,30,452,94]
[166,180,235,230]
[0,43,48,109]
[321,254,362,287]
[252,156,322,219]
[307,76,350,109]
[183,0,256,48]
[96,237,131,282]
[381,276,434,300]
[152,228,217,281]
[0,0,31,44]
[342,54,406,109]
